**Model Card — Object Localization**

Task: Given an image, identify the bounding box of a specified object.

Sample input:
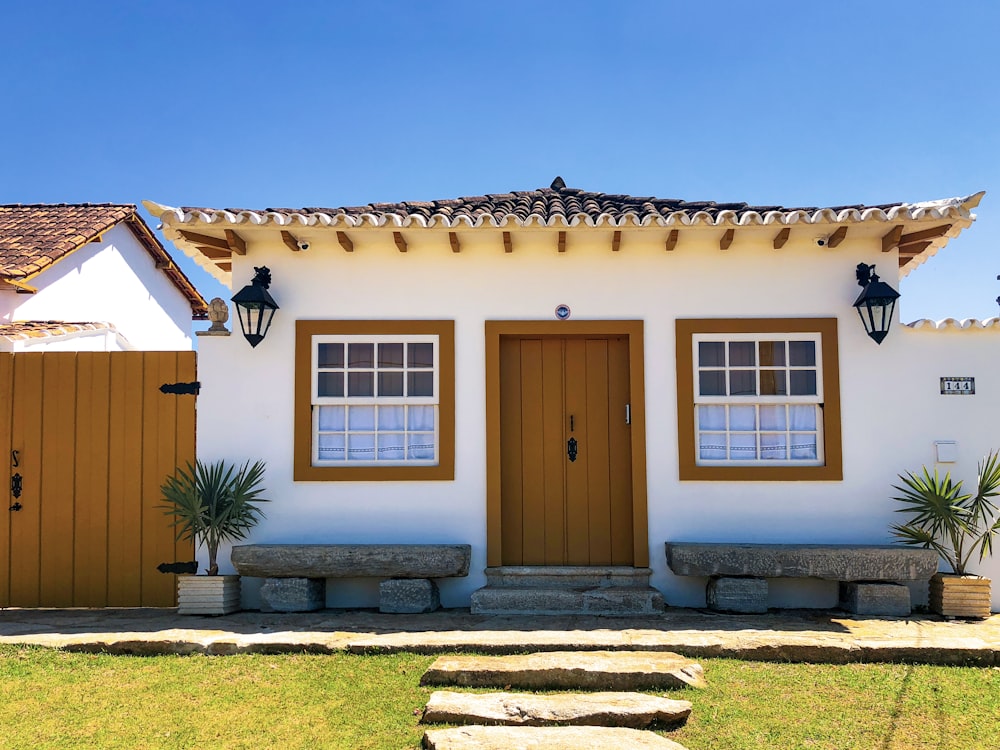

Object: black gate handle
[567,437,578,462]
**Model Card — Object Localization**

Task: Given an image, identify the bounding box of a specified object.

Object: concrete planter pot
[177,574,242,615]
[929,573,992,619]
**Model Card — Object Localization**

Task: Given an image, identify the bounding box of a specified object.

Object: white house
[0,204,208,350]
[146,181,999,613]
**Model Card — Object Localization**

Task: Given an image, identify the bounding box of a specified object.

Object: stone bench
[230,544,471,614]
[665,543,939,616]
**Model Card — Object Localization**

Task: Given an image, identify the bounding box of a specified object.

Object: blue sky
[3,1,997,322]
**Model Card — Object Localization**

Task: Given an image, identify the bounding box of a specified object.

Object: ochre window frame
[676,318,842,481]
[294,320,455,481]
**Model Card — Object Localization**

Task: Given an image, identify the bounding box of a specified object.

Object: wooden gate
[0,351,196,607]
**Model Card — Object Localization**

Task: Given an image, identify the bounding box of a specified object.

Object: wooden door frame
[485,320,649,567]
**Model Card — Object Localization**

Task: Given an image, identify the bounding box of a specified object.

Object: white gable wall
[0,224,194,350]
[196,227,1000,610]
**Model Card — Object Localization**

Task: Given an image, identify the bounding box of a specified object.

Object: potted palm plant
[161,459,269,615]
[890,451,1000,618]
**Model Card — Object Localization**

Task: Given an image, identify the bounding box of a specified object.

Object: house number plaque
[940,377,975,395]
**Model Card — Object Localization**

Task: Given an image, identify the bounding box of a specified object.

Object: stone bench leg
[260,577,325,612]
[707,576,768,613]
[379,578,440,613]
[839,582,911,616]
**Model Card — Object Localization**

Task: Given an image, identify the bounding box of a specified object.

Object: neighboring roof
[905,318,1000,331]
[0,204,208,319]
[0,321,129,349]
[145,179,984,287]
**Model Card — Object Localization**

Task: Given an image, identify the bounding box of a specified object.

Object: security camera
[297,240,310,251]
[814,236,829,247]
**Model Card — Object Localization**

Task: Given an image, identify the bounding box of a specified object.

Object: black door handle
[567,437,578,462]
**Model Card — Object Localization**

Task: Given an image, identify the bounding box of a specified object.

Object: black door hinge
[160,382,200,395]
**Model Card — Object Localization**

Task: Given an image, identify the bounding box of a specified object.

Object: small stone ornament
[207,297,230,332]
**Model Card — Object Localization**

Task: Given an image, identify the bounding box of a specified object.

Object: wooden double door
[498,333,634,566]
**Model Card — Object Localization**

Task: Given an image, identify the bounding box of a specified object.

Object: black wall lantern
[231,266,279,348]
[853,263,900,345]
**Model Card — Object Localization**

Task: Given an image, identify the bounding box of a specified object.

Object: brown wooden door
[0,351,195,607]
[499,335,633,566]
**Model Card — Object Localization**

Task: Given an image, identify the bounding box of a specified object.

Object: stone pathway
[418,650,702,748]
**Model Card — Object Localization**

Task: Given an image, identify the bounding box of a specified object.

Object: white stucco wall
[0,223,194,350]
[194,226,1000,611]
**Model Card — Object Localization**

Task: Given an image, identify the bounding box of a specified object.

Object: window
[676,319,842,481]
[294,321,454,481]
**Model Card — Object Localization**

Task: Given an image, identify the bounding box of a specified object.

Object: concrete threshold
[0,607,997,666]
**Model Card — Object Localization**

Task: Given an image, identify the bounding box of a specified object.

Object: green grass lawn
[0,645,996,749]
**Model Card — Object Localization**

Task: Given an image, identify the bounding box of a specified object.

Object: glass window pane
[347,371,374,397]
[317,433,345,461]
[409,405,436,431]
[317,343,344,368]
[730,433,757,460]
[698,433,727,460]
[790,433,818,460]
[697,405,726,431]
[408,371,434,397]
[789,405,817,430]
[758,341,785,367]
[760,405,786,431]
[729,341,755,367]
[348,343,374,368]
[317,372,344,397]
[377,405,405,430]
[698,370,726,396]
[789,341,816,366]
[759,369,786,396]
[317,405,345,431]
[730,405,756,431]
[408,433,436,461]
[698,341,725,367]
[378,371,403,397]
[348,405,375,430]
[378,343,404,368]
[347,433,375,462]
[790,370,817,396]
[729,370,756,396]
[760,433,788,460]
[378,432,405,461]
[408,342,434,368]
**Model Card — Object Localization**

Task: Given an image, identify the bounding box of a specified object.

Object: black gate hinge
[159,381,201,396]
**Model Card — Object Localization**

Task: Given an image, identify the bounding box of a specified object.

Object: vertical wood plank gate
[0,351,196,608]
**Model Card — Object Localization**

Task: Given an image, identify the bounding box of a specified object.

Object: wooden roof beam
[449,232,460,253]
[899,240,933,259]
[178,230,230,251]
[665,229,679,252]
[196,246,232,260]
[224,229,246,256]
[336,231,354,253]
[881,225,904,252]
[719,228,735,251]
[612,230,622,252]
[899,223,952,248]
[772,227,790,250]
[503,231,513,253]
[280,230,304,252]
[393,232,407,253]
[558,231,567,253]
[827,226,848,248]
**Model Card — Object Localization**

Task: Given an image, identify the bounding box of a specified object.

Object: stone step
[420,651,706,691]
[484,566,653,589]
[423,725,690,749]
[471,586,664,616]
[422,690,692,728]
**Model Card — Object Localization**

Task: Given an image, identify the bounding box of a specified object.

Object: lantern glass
[853,264,899,345]
[231,267,279,348]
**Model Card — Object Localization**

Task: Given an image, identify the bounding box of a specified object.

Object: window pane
[789,341,816,366]
[408,371,434,397]
[698,341,725,367]
[347,433,375,462]
[378,405,405,430]
[378,371,403,397]
[760,405,786,431]
[348,406,375,430]
[730,433,757,460]
[409,405,436,431]
[318,372,344,397]
[729,341,755,367]
[698,405,726,431]
[408,433,436,460]
[317,405,345,431]
[348,343,374,368]
[317,433,345,461]
[729,370,756,396]
[408,342,434,368]
[378,432,405,461]
[760,433,788,460]
[758,341,785,367]
[378,343,404,368]
[759,369,786,396]
[790,370,817,396]
[317,343,344,368]
[790,433,818,460]
[789,405,816,430]
[699,433,727,460]
[730,405,756,431]
[348,371,374,397]
[699,370,726,396]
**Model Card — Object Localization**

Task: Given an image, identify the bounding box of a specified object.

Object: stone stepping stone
[422,690,692,727]
[420,651,706,691]
[423,725,690,749]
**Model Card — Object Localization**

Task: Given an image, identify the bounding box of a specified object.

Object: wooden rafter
[196,246,232,260]
[899,240,933,259]
[280,230,302,252]
[899,223,952,248]
[224,229,246,255]
[827,226,848,248]
[558,231,567,253]
[217,262,233,272]
[665,229,679,252]
[772,227,790,250]
[612,230,622,252]
[336,231,354,253]
[155,260,173,269]
[449,232,460,253]
[881,225,904,253]
[178,230,230,251]
[719,228,735,251]
[393,232,407,253]
[503,231,513,253]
